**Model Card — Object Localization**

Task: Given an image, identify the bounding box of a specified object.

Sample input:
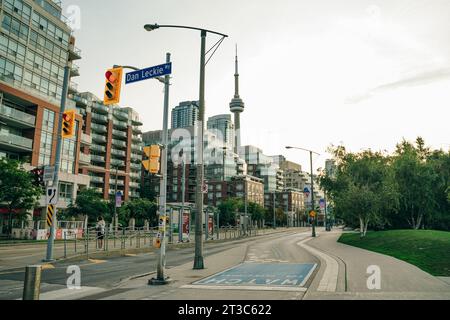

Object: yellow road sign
[309,210,316,218]
[47,204,55,227]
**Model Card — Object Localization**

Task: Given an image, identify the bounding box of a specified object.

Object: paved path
[304,229,450,300]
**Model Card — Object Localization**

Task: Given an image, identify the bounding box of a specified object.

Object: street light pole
[286,146,320,238]
[273,192,276,229]
[144,23,228,270]
[310,151,316,237]
[149,53,171,284]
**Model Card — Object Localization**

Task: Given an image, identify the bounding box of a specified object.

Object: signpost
[125,63,172,84]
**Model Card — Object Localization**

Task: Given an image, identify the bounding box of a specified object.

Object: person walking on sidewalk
[96,216,106,249]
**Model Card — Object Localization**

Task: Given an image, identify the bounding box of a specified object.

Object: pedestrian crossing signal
[103,67,123,105]
[62,110,75,139]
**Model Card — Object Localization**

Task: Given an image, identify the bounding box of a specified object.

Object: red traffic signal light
[103,67,123,105]
[62,110,75,138]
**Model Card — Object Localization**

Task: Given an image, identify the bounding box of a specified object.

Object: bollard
[64,231,67,258]
[23,265,42,300]
[74,234,77,253]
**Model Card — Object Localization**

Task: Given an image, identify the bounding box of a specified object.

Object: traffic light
[62,110,75,139]
[30,167,44,188]
[103,67,123,105]
[143,145,161,174]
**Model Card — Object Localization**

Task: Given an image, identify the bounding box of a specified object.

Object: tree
[392,138,438,229]
[319,147,398,237]
[121,198,157,227]
[66,188,108,225]
[0,159,42,236]
[247,202,265,227]
[218,198,243,226]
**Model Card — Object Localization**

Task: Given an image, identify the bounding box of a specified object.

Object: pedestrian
[96,216,106,249]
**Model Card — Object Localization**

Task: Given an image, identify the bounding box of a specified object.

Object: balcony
[68,81,78,94]
[0,104,36,128]
[132,126,142,134]
[131,144,142,152]
[112,129,127,139]
[80,133,92,146]
[91,134,106,143]
[91,123,107,133]
[90,144,106,153]
[129,191,140,198]
[131,153,142,161]
[68,44,82,61]
[90,176,104,184]
[132,118,143,126]
[91,155,105,163]
[113,120,127,130]
[92,103,109,114]
[78,153,91,165]
[132,135,142,142]
[114,109,128,121]
[91,113,108,123]
[0,132,33,151]
[131,163,141,171]
[130,171,141,179]
[111,159,125,167]
[112,139,126,148]
[69,94,88,106]
[129,182,140,189]
[109,179,124,186]
[111,148,126,157]
[70,63,80,77]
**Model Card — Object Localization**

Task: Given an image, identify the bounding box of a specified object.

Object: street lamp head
[286,146,293,149]
[144,24,159,32]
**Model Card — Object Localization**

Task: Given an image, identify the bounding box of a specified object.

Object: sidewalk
[304,229,450,300]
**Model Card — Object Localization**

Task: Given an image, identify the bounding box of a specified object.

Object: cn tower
[230,46,245,154]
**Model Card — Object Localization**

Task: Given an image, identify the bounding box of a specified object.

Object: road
[0,228,311,300]
[1,227,449,300]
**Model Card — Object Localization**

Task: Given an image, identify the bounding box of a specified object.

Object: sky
[62,0,450,171]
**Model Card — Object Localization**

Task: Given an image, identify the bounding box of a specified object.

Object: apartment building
[0,0,87,230]
[71,91,143,202]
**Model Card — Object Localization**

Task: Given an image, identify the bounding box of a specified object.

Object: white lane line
[181,284,307,292]
[297,238,339,292]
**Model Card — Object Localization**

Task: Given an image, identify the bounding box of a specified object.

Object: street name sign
[125,63,172,84]
[43,166,55,182]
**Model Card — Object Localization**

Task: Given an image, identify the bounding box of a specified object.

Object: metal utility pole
[45,63,70,262]
[178,160,185,243]
[310,151,316,237]
[273,192,276,229]
[194,30,207,269]
[150,53,171,284]
[143,23,228,270]
[114,165,119,232]
[285,146,321,237]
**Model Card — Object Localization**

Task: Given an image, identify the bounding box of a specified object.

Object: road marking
[87,259,107,265]
[297,238,339,292]
[42,264,55,270]
[192,263,317,290]
[181,284,308,292]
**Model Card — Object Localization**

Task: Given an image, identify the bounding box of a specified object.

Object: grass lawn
[338,230,450,276]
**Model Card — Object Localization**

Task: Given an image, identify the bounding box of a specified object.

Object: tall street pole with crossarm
[144,24,228,270]
[286,146,321,238]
